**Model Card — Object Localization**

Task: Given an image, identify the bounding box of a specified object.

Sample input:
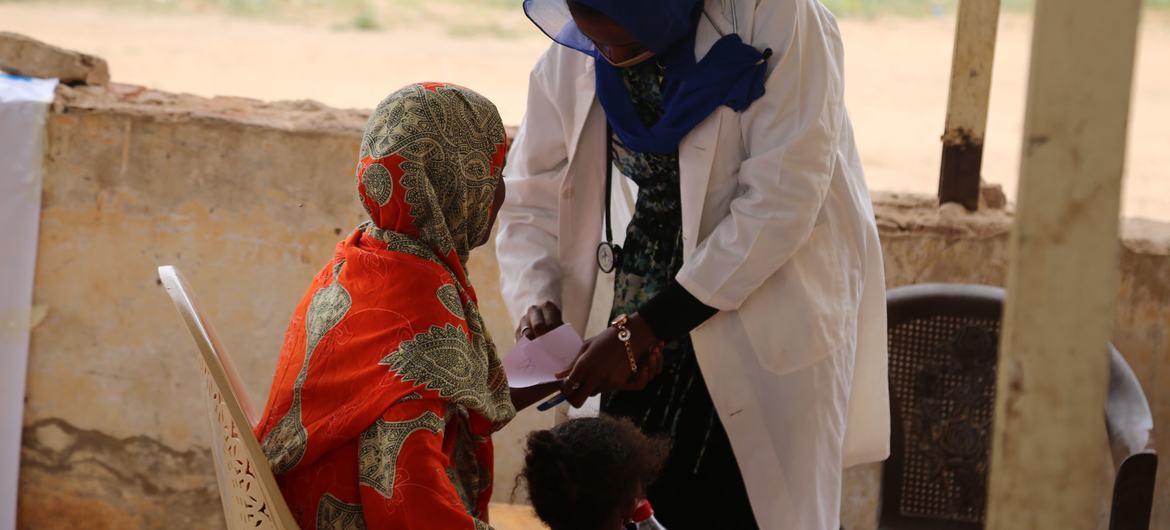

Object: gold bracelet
[610,314,638,373]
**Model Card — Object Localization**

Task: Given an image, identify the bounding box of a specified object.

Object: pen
[536,393,567,411]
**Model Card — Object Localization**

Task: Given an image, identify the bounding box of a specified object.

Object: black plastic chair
[877,283,1157,530]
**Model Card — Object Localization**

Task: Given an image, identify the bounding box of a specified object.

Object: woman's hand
[556,313,663,407]
[620,345,664,391]
[515,301,563,340]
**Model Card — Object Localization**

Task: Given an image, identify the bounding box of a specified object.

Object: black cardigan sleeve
[637,282,719,342]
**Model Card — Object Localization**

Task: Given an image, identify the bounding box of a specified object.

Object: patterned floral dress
[600,61,759,530]
[254,83,514,530]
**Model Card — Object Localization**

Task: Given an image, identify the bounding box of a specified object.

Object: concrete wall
[16,84,1170,529]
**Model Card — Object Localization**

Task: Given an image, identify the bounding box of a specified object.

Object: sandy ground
[490,503,547,530]
[1,4,1167,221]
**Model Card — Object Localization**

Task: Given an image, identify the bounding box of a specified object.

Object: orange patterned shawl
[255,82,514,530]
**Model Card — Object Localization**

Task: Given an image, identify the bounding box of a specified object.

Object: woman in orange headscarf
[254,82,542,529]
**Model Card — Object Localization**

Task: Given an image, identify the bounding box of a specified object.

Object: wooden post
[938,0,1000,211]
[986,0,1142,526]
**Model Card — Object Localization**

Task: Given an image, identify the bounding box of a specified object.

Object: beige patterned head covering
[356,82,508,266]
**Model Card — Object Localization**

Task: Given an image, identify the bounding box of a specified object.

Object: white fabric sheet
[0,73,57,530]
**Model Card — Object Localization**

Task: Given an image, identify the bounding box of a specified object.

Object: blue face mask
[523,0,771,154]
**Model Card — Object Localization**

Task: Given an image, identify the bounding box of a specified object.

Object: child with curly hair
[521,416,671,530]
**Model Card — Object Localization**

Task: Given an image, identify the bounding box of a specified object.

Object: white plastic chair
[158,265,299,530]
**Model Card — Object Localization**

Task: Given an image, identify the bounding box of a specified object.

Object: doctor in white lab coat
[497,0,890,528]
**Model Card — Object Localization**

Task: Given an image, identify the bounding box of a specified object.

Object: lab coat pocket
[736,223,849,375]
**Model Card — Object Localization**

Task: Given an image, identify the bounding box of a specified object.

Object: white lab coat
[496,0,890,527]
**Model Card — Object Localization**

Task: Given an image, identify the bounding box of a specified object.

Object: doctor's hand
[516,301,563,340]
[556,314,663,407]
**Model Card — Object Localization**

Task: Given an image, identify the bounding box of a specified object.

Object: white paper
[0,73,57,530]
[503,325,584,388]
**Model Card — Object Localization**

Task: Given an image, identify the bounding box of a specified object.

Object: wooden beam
[938,0,1000,210]
[985,0,1142,526]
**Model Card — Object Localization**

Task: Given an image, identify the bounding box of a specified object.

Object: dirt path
[2,4,1166,220]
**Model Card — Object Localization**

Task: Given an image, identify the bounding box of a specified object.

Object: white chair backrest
[158,265,299,530]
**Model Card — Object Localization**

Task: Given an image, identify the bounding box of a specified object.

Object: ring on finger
[569,381,582,391]
[520,325,533,337]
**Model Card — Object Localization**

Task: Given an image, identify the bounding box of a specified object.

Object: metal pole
[938,0,1000,211]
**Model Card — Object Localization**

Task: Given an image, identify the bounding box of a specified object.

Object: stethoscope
[594,10,763,275]
[596,121,622,274]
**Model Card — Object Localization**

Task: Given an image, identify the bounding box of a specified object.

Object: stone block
[0,31,109,85]
[980,181,1008,210]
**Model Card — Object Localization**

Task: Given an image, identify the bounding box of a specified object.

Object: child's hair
[521,415,670,530]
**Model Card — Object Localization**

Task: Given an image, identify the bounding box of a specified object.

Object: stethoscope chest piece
[598,121,624,274]
[597,241,622,274]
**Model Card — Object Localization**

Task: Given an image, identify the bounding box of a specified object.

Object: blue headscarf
[524,0,770,154]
